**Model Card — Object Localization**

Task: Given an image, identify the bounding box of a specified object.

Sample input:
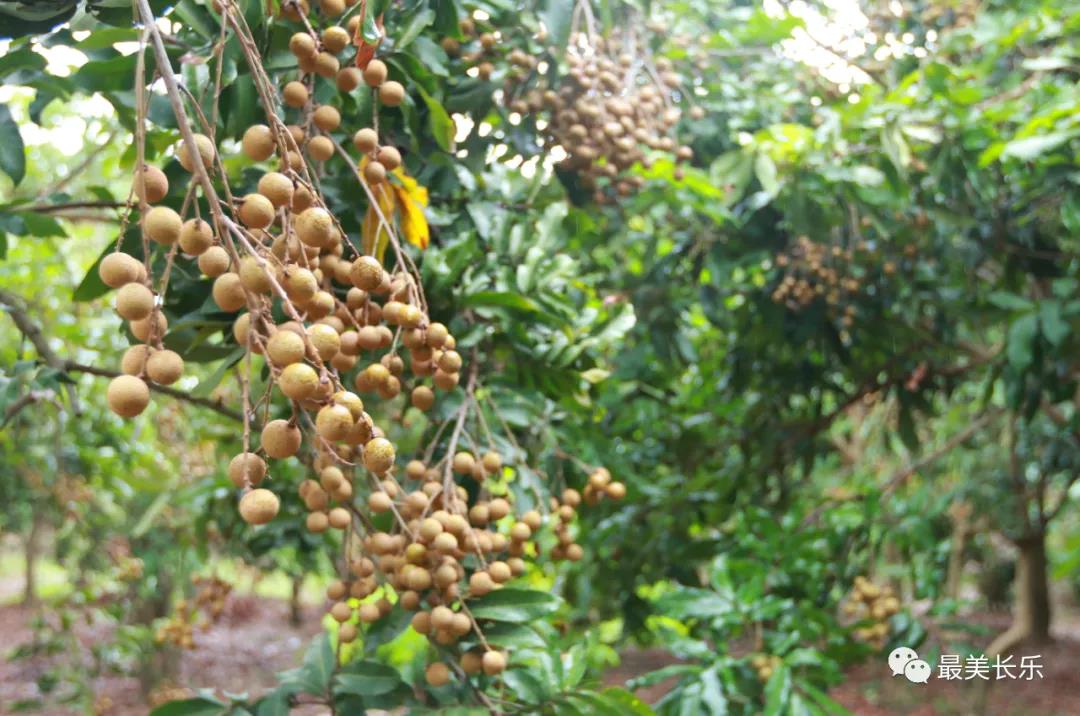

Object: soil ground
[2,575,1079,715]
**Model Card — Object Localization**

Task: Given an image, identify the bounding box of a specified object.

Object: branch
[0,288,64,369]
[881,409,1000,496]
[18,201,126,213]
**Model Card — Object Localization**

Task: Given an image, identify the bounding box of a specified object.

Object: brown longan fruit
[308,323,341,360]
[482,451,502,474]
[198,245,231,277]
[469,571,494,596]
[238,256,273,294]
[425,662,451,687]
[99,252,145,288]
[321,26,350,54]
[314,52,340,78]
[326,580,347,600]
[239,488,279,525]
[363,437,395,474]
[410,385,435,411]
[433,369,460,391]
[178,133,216,173]
[363,59,387,87]
[266,330,306,367]
[179,219,213,255]
[283,81,309,108]
[565,544,584,561]
[121,344,153,376]
[438,350,462,373]
[131,312,167,342]
[146,349,184,385]
[481,651,507,676]
[606,481,626,499]
[288,32,316,58]
[308,136,335,161]
[228,452,267,487]
[350,255,384,290]
[261,419,301,458]
[107,374,150,417]
[375,145,401,170]
[352,127,377,153]
[134,164,169,203]
[336,67,362,92]
[307,511,330,533]
[452,452,474,474]
[145,206,182,245]
[316,404,353,441]
[477,62,493,81]
[363,159,386,183]
[378,80,405,106]
[212,272,246,312]
[368,491,392,513]
[238,193,275,229]
[358,602,381,623]
[460,651,482,675]
[329,600,352,623]
[242,124,276,161]
[116,282,154,321]
[257,172,294,208]
[319,0,345,16]
[278,362,319,400]
[280,0,309,21]
[328,506,351,529]
[313,105,342,132]
[488,497,511,520]
[295,207,334,246]
[338,623,358,643]
[282,266,318,303]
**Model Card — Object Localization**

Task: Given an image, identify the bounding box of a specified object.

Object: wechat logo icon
[889,647,931,684]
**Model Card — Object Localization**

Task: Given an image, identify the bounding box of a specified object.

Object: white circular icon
[904,658,932,684]
[888,646,919,677]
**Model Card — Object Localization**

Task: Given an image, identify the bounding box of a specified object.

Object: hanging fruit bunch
[842,575,901,649]
[97,0,622,694]
[500,1,694,202]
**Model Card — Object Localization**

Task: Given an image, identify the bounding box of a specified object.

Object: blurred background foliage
[1,0,1078,713]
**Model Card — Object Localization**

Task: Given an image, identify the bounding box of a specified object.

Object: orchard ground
[2,550,1078,716]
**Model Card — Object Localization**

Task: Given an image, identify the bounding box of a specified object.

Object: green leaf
[147,698,227,716]
[0,104,27,187]
[1000,131,1078,161]
[763,665,792,716]
[395,7,434,48]
[333,660,403,697]
[467,588,563,623]
[798,682,853,716]
[754,151,779,198]
[1006,314,1038,369]
[479,622,548,649]
[284,634,335,695]
[1038,301,1069,347]
[462,291,541,313]
[417,88,454,151]
[17,212,67,238]
[988,291,1035,312]
[598,688,656,715]
[539,0,574,48]
[74,228,142,302]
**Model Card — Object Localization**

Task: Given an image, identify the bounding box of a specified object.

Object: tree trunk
[22,514,41,607]
[1013,533,1052,644]
[289,573,303,626]
[945,525,968,601]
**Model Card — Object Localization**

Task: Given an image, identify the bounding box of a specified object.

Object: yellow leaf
[362,182,396,261]
[392,182,429,250]
[392,166,429,207]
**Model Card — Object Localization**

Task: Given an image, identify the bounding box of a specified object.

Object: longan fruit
[433,368,460,391]
[477,62,493,80]
[278,362,320,400]
[410,385,435,411]
[460,651,482,675]
[363,159,386,183]
[469,571,494,596]
[425,662,451,687]
[313,105,341,132]
[257,172,294,208]
[198,246,231,277]
[308,136,335,161]
[283,266,319,303]
[336,67,362,92]
[131,312,167,342]
[482,451,502,474]
[352,127,377,153]
[329,600,352,623]
[261,419,301,458]
[566,544,583,561]
[238,193,275,229]
[116,282,154,321]
[280,0,309,21]
[267,330,306,366]
[338,622,358,643]
[606,481,626,499]
[319,0,345,16]
[304,291,336,320]
[438,350,462,373]
[146,349,184,385]
[212,272,246,312]
[349,255,384,290]
[328,506,351,529]
[239,488,279,525]
[378,80,405,106]
[363,437,395,474]
[488,498,510,520]
[179,219,213,255]
[452,452,474,474]
[308,323,341,360]
[145,206,182,245]
[375,145,401,170]
[481,651,507,676]
[228,452,267,487]
[321,26,350,54]
[307,511,330,533]
[238,256,273,294]
[107,374,150,417]
[295,207,334,246]
[283,81,309,108]
[363,59,387,87]
[242,124,276,161]
[368,491,392,512]
[99,252,145,289]
[314,52,340,78]
[288,32,316,58]
[316,404,353,441]
[326,580,347,600]
[178,133,216,173]
[121,344,154,375]
[134,164,169,203]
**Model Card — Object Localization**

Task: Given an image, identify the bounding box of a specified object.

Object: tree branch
[64,362,243,422]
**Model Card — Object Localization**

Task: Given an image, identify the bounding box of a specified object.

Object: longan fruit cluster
[750,653,783,682]
[192,575,232,624]
[442,16,507,82]
[511,33,691,202]
[843,576,901,649]
[772,236,865,324]
[156,600,196,649]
